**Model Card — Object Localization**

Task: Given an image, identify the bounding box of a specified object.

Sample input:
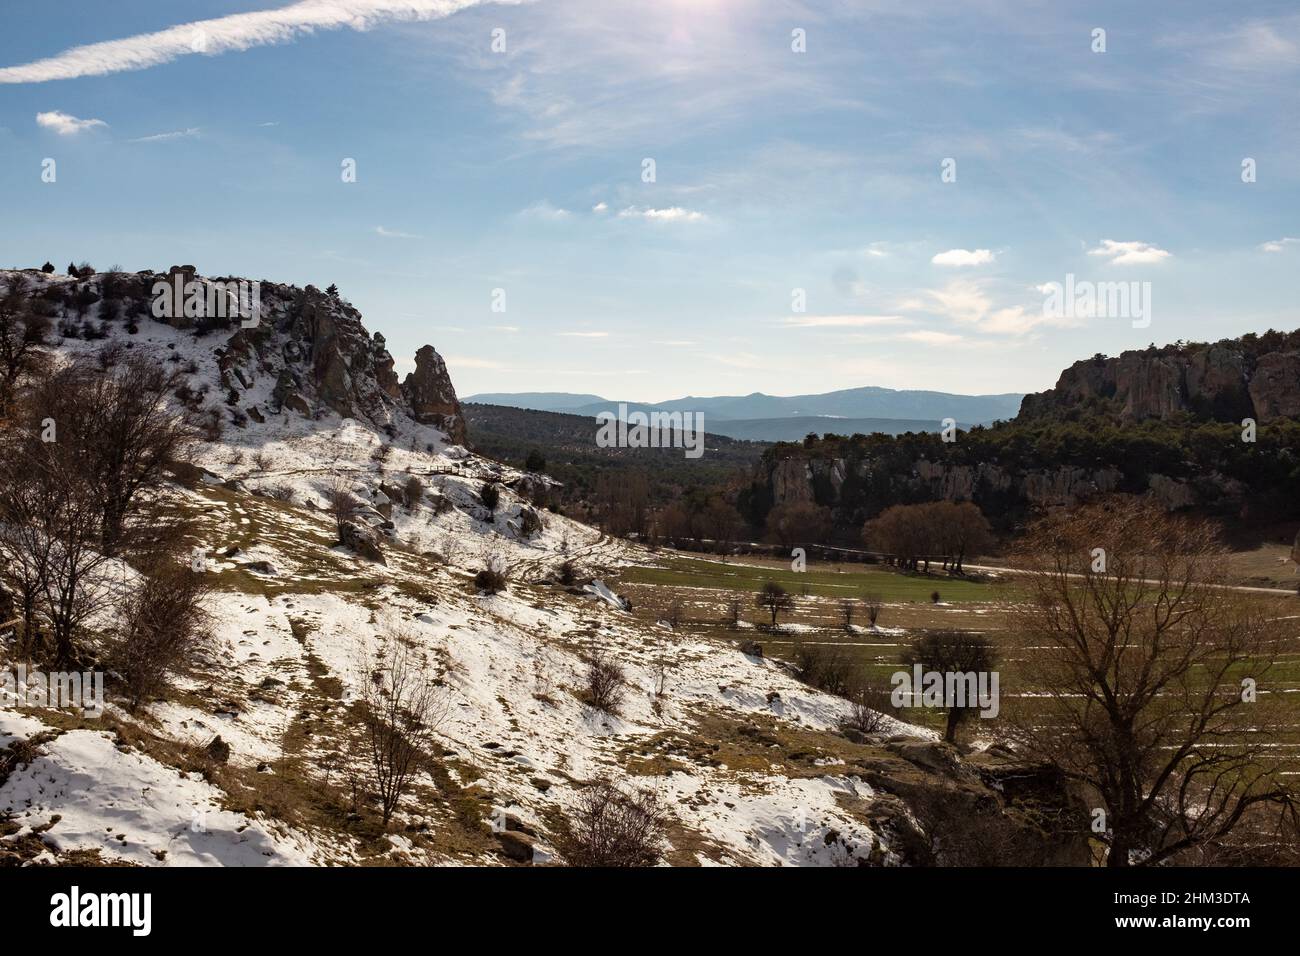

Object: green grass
[619,553,1003,603]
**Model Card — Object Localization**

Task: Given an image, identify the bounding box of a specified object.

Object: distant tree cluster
[862,500,993,572]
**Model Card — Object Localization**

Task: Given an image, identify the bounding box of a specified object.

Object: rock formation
[1018,333,1300,424]
[402,344,467,445]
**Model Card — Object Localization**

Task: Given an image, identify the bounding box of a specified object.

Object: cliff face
[6,268,467,445]
[1017,336,1300,424]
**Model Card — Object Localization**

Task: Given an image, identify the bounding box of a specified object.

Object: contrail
[0,0,520,84]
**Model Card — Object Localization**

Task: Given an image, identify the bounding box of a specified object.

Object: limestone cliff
[1017,332,1300,424]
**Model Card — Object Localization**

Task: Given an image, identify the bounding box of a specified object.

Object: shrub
[551,781,667,867]
[474,558,509,594]
[480,481,500,513]
[581,647,626,714]
[109,551,213,711]
[518,507,543,537]
[840,679,894,738]
[557,558,581,586]
[792,642,856,697]
[264,483,296,503]
[403,474,424,508]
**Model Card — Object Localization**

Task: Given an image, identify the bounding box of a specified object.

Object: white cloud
[375,225,422,239]
[782,315,908,329]
[898,329,963,345]
[1087,239,1172,265]
[489,325,519,333]
[592,201,608,213]
[654,339,697,347]
[0,0,510,84]
[518,200,571,221]
[1260,236,1299,253]
[917,279,1067,336]
[618,206,706,223]
[35,110,106,135]
[931,248,995,267]
[129,127,200,143]
[559,331,608,338]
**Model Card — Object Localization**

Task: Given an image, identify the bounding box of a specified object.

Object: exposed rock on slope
[403,344,467,445]
[2,267,466,443]
[1017,333,1300,424]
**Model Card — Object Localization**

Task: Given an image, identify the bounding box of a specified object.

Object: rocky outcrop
[1247,352,1300,422]
[402,345,467,445]
[1018,335,1300,424]
[0,268,468,446]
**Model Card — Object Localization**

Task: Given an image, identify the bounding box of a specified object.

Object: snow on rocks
[0,727,321,865]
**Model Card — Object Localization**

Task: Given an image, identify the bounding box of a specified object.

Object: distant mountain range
[465,387,1023,442]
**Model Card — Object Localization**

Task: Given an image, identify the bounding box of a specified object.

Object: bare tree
[551,780,668,867]
[327,478,360,541]
[725,597,742,629]
[1003,498,1297,867]
[0,276,50,415]
[110,545,213,710]
[905,630,997,744]
[755,581,793,627]
[839,598,855,630]
[355,629,448,828]
[863,593,882,627]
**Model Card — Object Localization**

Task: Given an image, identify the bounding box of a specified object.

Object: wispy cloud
[1260,236,1299,253]
[375,225,422,239]
[898,329,964,345]
[0,0,513,84]
[129,127,200,143]
[782,315,907,329]
[35,110,106,135]
[559,331,609,338]
[931,248,995,267]
[1087,239,1172,266]
[916,279,1064,336]
[618,206,706,223]
[518,200,571,221]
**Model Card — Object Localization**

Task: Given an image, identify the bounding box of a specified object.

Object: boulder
[339,521,386,565]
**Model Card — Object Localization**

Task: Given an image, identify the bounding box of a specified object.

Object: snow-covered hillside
[0,267,1009,868]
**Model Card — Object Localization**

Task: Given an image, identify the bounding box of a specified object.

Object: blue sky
[1,0,1297,400]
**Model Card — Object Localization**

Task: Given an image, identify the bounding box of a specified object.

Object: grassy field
[619,553,1004,603]
[614,549,1300,753]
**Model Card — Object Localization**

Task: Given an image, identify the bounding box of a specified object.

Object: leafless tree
[863,593,882,627]
[551,780,668,867]
[755,581,793,627]
[1002,498,1297,867]
[355,629,448,828]
[725,597,742,628]
[905,630,997,743]
[839,598,855,630]
[110,545,213,710]
[0,276,50,415]
[327,478,360,541]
